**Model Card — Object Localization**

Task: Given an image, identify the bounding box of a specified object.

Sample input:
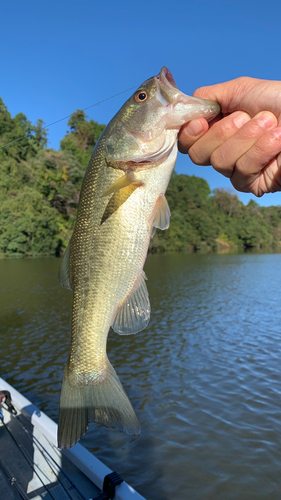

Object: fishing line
[0,85,136,151]
[0,417,58,500]
[18,414,88,500]
[0,454,29,500]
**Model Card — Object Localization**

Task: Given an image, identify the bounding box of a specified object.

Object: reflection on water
[1,253,281,499]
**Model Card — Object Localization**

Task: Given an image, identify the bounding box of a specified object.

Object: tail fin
[58,360,141,449]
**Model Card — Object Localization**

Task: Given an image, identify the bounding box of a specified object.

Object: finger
[231,126,281,194]
[178,118,209,154]
[193,77,259,114]
[188,111,251,166]
[194,78,281,121]
[210,111,277,177]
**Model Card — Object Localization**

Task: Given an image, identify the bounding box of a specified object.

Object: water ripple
[1,253,281,499]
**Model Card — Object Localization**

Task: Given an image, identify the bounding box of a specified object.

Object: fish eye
[134,91,148,103]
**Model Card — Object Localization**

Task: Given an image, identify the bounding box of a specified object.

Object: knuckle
[235,76,252,86]
[251,133,279,162]
[188,145,207,165]
[214,120,234,142]
[193,86,209,99]
[239,124,260,141]
[230,170,249,193]
[234,76,256,93]
[178,133,193,154]
[230,178,241,192]
[268,130,281,147]
[252,142,267,161]
[210,149,222,170]
[210,148,228,173]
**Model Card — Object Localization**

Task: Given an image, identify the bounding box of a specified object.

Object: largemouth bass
[58,67,220,449]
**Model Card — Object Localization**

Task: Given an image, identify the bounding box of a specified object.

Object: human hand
[178,77,281,196]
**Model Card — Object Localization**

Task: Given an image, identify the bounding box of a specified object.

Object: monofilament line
[0,85,136,150]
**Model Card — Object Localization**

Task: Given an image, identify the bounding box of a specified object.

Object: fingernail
[273,128,281,139]
[184,119,203,137]
[257,112,275,128]
[233,112,250,129]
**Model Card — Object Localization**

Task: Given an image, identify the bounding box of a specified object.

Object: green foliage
[150,175,219,253]
[0,98,47,163]
[1,96,281,257]
[0,187,67,256]
[60,110,105,167]
[151,182,281,253]
[0,100,92,256]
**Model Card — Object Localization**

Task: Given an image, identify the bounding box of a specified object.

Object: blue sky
[1,0,281,206]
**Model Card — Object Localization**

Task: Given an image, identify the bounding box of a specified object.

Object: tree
[60,110,105,167]
[1,96,281,257]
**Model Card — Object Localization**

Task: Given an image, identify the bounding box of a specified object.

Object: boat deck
[0,378,146,500]
[0,402,100,500]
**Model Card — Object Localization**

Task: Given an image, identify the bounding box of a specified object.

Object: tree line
[0,96,280,257]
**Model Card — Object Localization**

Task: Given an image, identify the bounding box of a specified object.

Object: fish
[57,67,220,449]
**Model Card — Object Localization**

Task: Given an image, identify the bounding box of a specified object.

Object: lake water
[1,253,281,500]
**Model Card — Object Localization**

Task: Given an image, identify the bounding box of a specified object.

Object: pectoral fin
[101,184,139,224]
[152,194,171,230]
[58,240,72,290]
[102,171,141,197]
[112,272,150,335]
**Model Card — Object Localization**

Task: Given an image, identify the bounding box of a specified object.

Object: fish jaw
[156,66,221,128]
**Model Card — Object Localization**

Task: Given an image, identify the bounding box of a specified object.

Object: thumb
[193,77,258,114]
[178,118,209,154]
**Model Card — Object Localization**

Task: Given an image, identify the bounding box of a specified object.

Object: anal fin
[112,272,150,335]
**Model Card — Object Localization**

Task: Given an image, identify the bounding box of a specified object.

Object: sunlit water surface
[1,253,281,500]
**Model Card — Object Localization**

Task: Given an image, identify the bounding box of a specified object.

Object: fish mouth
[156,66,220,124]
[157,67,178,89]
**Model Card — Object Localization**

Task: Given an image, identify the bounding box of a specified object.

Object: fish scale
[57,67,220,449]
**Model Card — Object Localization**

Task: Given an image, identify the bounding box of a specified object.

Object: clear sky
[1,0,281,206]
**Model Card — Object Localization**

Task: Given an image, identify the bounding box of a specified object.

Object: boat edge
[0,377,145,500]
